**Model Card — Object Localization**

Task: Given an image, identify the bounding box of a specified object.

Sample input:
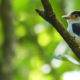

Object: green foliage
[0,0,80,80]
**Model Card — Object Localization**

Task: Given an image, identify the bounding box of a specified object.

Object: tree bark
[0,0,16,80]
[36,0,80,59]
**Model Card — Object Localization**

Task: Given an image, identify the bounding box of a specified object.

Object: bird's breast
[67,23,80,42]
[67,24,75,37]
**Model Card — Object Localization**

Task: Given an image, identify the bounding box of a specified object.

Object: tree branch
[36,0,80,59]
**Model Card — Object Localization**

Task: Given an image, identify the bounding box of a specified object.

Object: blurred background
[0,0,80,80]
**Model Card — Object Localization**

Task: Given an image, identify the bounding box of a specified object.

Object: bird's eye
[75,14,78,17]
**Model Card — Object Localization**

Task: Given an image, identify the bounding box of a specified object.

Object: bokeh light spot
[62,71,80,80]
[38,33,51,46]
[41,64,51,74]
[51,59,62,68]
[16,25,27,38]
[34,24,45,33]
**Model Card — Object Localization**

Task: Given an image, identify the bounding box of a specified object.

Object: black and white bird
[62,11,80,46]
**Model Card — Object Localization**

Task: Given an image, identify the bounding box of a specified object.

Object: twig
[36,0,80,59]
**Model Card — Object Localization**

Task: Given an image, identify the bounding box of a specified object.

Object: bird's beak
[62,15,69,19]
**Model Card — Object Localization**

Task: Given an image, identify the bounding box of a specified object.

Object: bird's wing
[72,23,80,36]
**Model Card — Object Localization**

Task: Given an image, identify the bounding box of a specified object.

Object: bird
[62,11,80,46]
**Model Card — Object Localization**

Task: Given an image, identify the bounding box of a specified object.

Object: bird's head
[62,11,80,24]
